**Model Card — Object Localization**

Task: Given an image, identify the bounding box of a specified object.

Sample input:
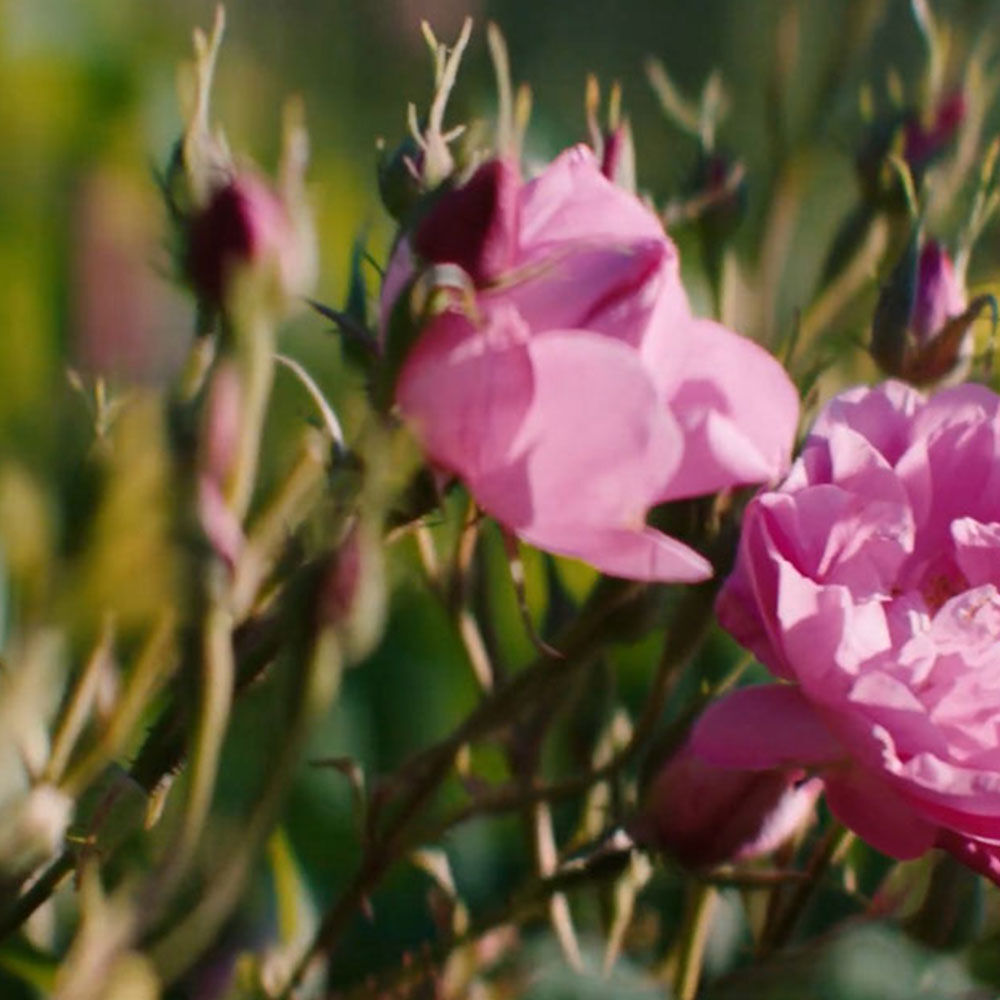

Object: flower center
[916,556,969,614]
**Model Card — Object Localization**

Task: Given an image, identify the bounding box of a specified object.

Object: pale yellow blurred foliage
[0,463,54,590]
[71,393,177,633]
[0,630,65,806]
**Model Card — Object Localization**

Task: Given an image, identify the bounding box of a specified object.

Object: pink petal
[497,238,671,349]
[396,306,534,484]
[517,144,666,248]
[810,380,922,467]
[823,768,938,859]
[413,158,520,284]
[655,319,800,500]
[952,517,1000,588]
[716,496,795,678]
[481,331,683,530]
[511,522,711,583]
[937,830,1000,885]
[690,685,844,770]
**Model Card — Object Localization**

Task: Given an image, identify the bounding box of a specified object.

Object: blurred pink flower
[634,737,820,869]
[698,380,1000,882]
[72,169,188,381]
[383,146,799,581]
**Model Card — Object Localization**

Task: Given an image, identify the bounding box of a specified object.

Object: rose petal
[518,144,666,248]
[824,768,939,859]
[691,685,844,770]
[937,830,1000,885]
[655,319,800,500]
[396,305,534,483]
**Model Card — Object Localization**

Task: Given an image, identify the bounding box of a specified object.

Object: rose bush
[694,380,1000,881]
[382,146,799,582]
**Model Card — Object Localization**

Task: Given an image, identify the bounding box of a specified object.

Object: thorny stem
[278,580,643,996]
[151,623,341,984]
[423,579,719,842]
[0,430,329,944]
[759,822,854,955]
[282,568,721,994]
[672,883,718,1000]
[418,511,584,966]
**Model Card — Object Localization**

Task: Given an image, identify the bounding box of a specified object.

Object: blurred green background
[5,1,1000,996]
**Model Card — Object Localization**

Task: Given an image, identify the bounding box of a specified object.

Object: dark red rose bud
[599,121,636,193]
[412,158,520,286]
[186,173,312,310]
[871,234,986,386]
[904,91,966,172]
[633,738,820,869]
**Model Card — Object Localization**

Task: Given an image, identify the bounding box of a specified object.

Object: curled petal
[517,144,665,248]
[824,769,938,859]
[656,319,800,500]
[691,685,844,770]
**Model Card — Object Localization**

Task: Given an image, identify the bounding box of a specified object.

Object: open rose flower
[695,380,1000,881]
[382,146,798,582]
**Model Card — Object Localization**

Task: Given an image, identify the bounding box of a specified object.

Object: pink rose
[696,380,1000,882]
[383,146,799,582]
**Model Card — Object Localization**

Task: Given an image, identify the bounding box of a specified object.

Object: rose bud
[171,11,316,322]
[856,92,965,210]
[185,171,315,318]
[377,133,426,224]
[632,737,820,869]
[195,362,244,566]
[599,120,637,193]
[317,520,386,663]
[691,151,748,246]
[412,158,521,287]
[871,234,990,386]
[904,91,966,176]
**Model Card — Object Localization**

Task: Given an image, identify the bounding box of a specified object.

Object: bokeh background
[6,1,1000,997]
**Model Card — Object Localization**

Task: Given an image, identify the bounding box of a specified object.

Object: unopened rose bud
[412,158,520,287]
[195,362,244,566]
[632,738,819,869]
[599,121,636,194]
[911,240,966,343]
[856,92,964,210]
[871,235,987,385]
[317,521,386,662]
[185,172,314,315]
[904,91,966,174]
[377,133,425,224]
[199,361,242,487]
[692,151,747,244]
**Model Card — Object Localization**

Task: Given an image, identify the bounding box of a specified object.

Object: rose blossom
[694,380,1000,881]
[382,146,798,582]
